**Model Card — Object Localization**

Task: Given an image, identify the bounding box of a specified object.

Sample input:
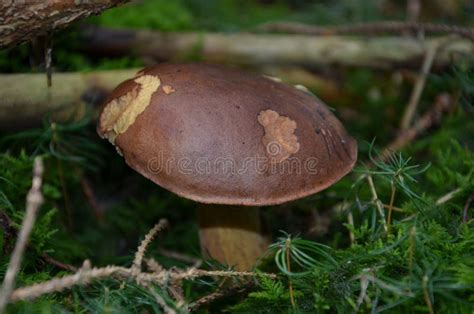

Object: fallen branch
[0,0,129,49]
[82,27,473,70]
[0,157,44,313]
[6,219,276,310]
[9,257,272,303]
[400,38,452,130]
[382,93,454,158]
[0,69,139,129]
[258,21,474,40]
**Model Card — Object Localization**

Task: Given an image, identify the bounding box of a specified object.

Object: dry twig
[436,188,462,205]
[400,38,452,130]
[463,193,474,223]
[382,93,454,158]
[41,253,78,273]
[189,281,256,311]
[366,175,388,232]
[132,219,169,275]
[258,21,474,40]
[0,157,44,313]
[5,218,275,311]
[8,264,272,303]
[422,275,435,314]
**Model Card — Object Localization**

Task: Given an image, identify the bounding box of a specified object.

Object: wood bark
[0,0,129,49]
[82,27,474,69]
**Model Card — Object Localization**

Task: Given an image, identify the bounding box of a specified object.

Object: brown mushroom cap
[98,63,357,206]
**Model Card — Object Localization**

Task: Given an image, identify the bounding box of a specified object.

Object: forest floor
[0,1,473,313]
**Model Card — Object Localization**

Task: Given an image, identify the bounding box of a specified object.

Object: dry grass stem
[347,211,355,245]
[422,275,435,314]
[367,175,389,232]
[0,157,44,313]
[132,219,169,274]
[383,93,454,159]
[463,193,474,223]
[400,38,452,130]
[436,188,462,205]
[6,219,275,309]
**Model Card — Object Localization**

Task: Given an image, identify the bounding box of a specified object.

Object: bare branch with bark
[0,0,129,49]
[258,21,474,40]
[0,69,139,129]
[0,157,44,313]
[81,27,473,70]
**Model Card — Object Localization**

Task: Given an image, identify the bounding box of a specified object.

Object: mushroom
[97,63,357,270]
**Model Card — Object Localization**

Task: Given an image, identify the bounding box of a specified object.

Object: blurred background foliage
[0,0,473,313]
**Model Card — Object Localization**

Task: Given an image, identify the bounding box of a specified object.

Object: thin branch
[80,176,103,222]
[189,281,256,311]
[366,175,388,232]
[422,275,435,314]
[285,239,295,308]
[382,204,405,212]
[347,211,355,245]
[132,219,169,275]
[148,289,177,314]
[8,265,273,303]
[145,258,165,273]
[463,193,474,223]
[41,253,78,272]
[171,269,275,281]
[0,157,44,312]
[400,38,450,130]
[6,216,275,306]
[387,183,397,231]
[436,188,462,205]
[258,21,474,40]
[382,93,454,159]
[9,265,129,302]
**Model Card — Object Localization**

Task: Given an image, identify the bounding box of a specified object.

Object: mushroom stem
[197,205,269,271]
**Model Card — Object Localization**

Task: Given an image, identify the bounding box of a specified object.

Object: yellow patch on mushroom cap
[162,85,175,94]
[257,109,300,163]
[100,75,161,144]
[134,69,145,78]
